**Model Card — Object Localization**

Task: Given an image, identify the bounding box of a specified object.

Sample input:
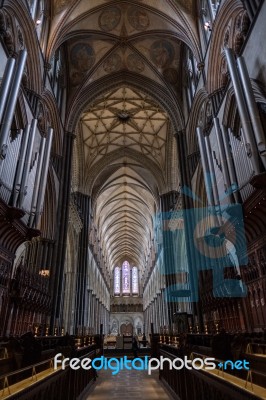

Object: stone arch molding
[2,0,43,94]
[206,0,247,94]
[66,73,184,134]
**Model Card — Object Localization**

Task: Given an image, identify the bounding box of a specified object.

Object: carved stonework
[198,104,205,128]
[220,55,229,88]
[0,10,6,34]
[17,27,24,49]
[4,30,15,55]
[234,33,244,55]
[223,28,230,48]
[69,200,83,234]
[37,103,47,133]
[236,11,250,35]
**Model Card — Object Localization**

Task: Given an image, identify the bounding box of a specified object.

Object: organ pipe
[213,117,232,199]
[35,127,53,226]
[237,56,266,168]
[18,119,37,208]
[0,50,27,162]
[29,136,46,227]
[0,57,16,123]
[12,124,31,207]
[225,48,260,175]
[205,134,220,206]
[220,124,241,203]
[196,127,215,206]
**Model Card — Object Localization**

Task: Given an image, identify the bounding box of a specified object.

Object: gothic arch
[206,0,245,94]
[84,147,166,196]
[3,0,43,94]
[47,0,201,64]
[41,89,64,156]
[186,88,209,155]
[66,72,184,135]
[39,170,57,240]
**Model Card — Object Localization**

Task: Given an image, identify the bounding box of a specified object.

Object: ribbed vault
[55,0,193,284]
[93,165,157,275]
[81,87,169,170]
[78,86,175,279]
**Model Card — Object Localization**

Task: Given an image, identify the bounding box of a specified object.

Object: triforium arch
[2,0,43,94]
[207,0,250,94]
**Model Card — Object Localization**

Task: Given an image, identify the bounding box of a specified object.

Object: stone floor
[83,365,173,400]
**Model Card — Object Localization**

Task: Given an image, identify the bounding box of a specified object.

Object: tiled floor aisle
[84,367,172,400]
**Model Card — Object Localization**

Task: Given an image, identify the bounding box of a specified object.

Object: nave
[1,0,266,399]
[83,365,172,400]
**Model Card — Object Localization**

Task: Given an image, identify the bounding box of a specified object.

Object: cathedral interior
[0,0,266,399]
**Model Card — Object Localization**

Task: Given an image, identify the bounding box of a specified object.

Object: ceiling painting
[99,6,121,32]
[127,6,150,31]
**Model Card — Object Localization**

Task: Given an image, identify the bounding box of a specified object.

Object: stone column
[50,132,75,333]
[74,192,90,332]
[175,131,204,331]
[220,124,241,203]
[196,127,215,206]
[160,191,179,327]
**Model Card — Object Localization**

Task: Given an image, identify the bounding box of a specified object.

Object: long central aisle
[83,365,172,400]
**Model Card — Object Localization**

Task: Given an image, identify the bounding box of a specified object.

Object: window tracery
[132,266,139,295]
[122,261,130,295]
[114,266,120,295]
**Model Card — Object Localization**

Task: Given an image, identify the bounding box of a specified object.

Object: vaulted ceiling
[49,0,200,282]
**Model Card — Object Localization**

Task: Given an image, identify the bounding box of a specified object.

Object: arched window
[122,261,130,295]
[132,266,139,295]
[114,266,121,295]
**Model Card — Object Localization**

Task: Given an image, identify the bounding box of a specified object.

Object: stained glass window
[114,266,120,295]
[122,261,130,294]
[132,266,139,294]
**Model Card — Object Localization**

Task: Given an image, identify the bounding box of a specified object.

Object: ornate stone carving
[223,28,230,48]
[234,33,244,55]
[220,55,229,88]
[17,28,24,49]
[4,30,15,55]
[0,10,6,34]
